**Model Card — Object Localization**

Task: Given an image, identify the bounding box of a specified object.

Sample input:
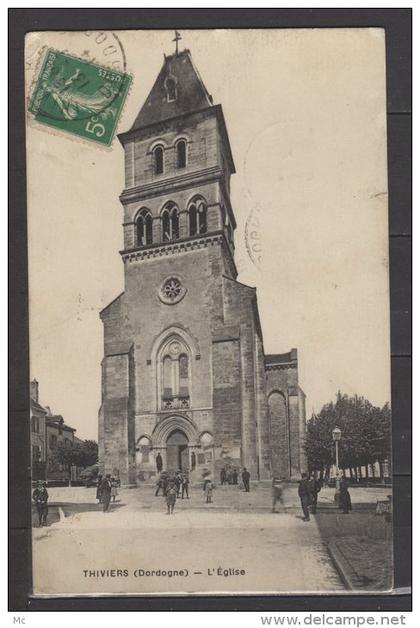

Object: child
[111,477,118,502]
[204,479,214,503]
[166,481,177,514]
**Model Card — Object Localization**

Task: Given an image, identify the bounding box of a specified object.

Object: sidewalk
[309,487,393,591]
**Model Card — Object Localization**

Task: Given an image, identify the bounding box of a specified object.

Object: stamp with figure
[28,48,132,147]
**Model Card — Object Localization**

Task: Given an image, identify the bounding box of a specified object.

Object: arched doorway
[166,429,189,471]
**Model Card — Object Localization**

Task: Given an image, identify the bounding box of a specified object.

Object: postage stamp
[28,48,132,147]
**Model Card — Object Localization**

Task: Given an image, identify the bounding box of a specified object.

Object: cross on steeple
[173,30,182,56]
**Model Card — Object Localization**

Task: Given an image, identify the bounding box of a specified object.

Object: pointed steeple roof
[130,49,213,130]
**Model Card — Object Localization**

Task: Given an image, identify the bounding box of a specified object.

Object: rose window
[163,278,181,300]
[159,277,186,305]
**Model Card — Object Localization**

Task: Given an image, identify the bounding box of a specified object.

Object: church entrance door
[166,429,189,472]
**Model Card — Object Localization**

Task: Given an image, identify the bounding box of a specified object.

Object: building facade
[30,379,48,480]
[30,379,80,483]
[99,48,306,485]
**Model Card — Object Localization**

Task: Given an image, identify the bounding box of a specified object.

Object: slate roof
[130,49,213,131]
[30,398,48,414]
[46,415,76,432]
[265,351,297,365]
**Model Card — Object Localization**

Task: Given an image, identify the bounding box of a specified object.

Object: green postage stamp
[28,48,132,147]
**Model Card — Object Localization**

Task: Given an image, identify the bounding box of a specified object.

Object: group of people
[155,471,191,514]
[155,471,190,500]
[298,472,352,521]
[220,466,251,492]
[154,465,255,515]
[155,470,219,514]
[96,474,119,512]
[33,467,354,524]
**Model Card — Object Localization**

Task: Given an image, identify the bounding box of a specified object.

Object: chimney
[30,379,39,403]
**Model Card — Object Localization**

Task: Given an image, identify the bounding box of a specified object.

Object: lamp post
[332,426,342,501]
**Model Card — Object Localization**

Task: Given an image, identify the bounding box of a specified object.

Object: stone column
[240,323,258,479]
[153,216,161,244]
[179,210,189,239]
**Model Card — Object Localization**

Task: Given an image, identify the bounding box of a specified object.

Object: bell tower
[117,47,237,279]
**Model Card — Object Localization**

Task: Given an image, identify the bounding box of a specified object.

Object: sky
[26,29,390,441]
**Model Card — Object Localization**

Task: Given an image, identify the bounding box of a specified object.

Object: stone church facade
[98,48,306,485]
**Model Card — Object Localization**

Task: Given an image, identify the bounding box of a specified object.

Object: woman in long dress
[339,478,352,514]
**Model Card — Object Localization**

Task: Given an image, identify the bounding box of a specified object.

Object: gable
[131,50,213,130]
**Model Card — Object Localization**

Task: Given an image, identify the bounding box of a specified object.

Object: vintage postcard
[26,28,392,596]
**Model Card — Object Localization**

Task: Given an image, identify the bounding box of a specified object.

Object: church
[98,45,307,485]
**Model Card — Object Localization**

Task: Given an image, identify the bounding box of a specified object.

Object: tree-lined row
[304,392,391,482]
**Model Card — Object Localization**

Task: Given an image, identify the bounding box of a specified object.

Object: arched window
[165,76,177,102]
[160,339,190,409]
[136,209,153,246]
[163,356,173,400]
[176,140,186,169]
[189,197,207,236]
[178,354,189,399]
[153,145,164,175]
[138,436,151,463]
[161,202,179,241]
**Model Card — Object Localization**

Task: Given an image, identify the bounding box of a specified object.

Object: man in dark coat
[220,467,226,485]
[242,467,251,492]
[155,473,166,496]
[100,474,112,512]
[156,452,163,473]
[232,468,238,485]
[309,474,322,514]
[32,481,49,527]
[298,472,311,521]
[181,473,189,499]
[174,471,182,497]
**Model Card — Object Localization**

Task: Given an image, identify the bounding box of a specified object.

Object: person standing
[156,452,163,474]
[111,477,118,503]
[220,466,226,486]
[32,481,49,527]
[155,473,166,497]
[174,471,182,497]
[166,481,177,514]
[232,468,238,485]
[100,474,112,512]
[298,472,311,521]
[271,477,283,513]
[309,473,322,514]
[242,467,251,492]
[204,479,214,503]
[339,478,352,514]
[181,473,189,499]
[96,474,103,504]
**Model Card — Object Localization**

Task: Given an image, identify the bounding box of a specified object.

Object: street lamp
[332,426,342,501]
